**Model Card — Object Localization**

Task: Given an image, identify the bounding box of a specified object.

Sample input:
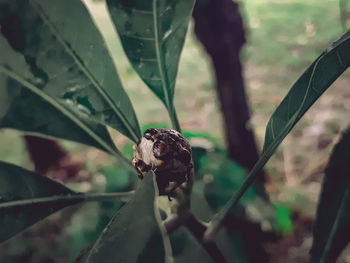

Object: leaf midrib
[0,191,135,209]
[152,0,171,110]
[216,56,321,221]
[207,34,350,232]
[31,1,139,142]
[0,65,129,164]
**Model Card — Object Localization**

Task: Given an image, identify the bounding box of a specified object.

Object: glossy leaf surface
[107,0,196,130]
[0,161,82,243]
[0,74,120,156]
[310,126,350,263]
[170,227,214,263]
[78,171,171,263]
[208,30,350,228]
[0,0,140,142]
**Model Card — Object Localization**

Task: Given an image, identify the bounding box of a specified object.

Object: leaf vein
[0,66,126,163]
[31,1,139,142]
[121,34,155,41]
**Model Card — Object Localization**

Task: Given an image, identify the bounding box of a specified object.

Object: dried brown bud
[132,128,193,197]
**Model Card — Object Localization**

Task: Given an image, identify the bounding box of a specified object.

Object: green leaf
[106,0,196,130]
[191,182,215,222]
[262,31,350,154]
[78,171,172,263]
[0,161,82,243]
[207,30,350,230]
[0,74,122,157]
[214,228,248,263]
[170,227,214,263]
[0,0,141,142]
[202,154,256,209]
[310,126,350,263]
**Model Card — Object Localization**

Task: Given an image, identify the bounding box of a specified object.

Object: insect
[132,128,193,199]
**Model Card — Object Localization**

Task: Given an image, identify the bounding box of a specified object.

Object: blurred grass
[244,0,343,68]
[243,0,346,126]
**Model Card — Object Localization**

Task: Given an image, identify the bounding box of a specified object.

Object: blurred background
[1,0,350,262]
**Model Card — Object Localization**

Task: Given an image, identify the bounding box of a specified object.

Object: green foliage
[262,31,350,154]
[190,144,274,262]
[310,126,350,263]
[68,166,135,260]
[208,30,350,230]
[0,75,118,155]
[170,227,214,263]
[0,161,81,243]
[0,0,140,143]
[200,152,256,208]
[102,165,134,192]
[95,165,135,228]
[107,0,195,130]
[77,171,170,263]
[0,0,349,262]
[214,229,248,263]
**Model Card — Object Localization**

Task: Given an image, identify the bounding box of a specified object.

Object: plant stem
[0,191,135,209]
[204,157,267,240]
[169,106,181,132]
[152,0,181,133]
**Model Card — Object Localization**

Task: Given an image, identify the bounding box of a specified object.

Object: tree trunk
[192,0,265,182]
[24,136,82,181]
[24,135,67,173]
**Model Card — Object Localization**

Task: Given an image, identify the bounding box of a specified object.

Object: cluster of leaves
[0,0,350,262]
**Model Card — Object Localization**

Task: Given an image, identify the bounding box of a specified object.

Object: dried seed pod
[132,128,193,197]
